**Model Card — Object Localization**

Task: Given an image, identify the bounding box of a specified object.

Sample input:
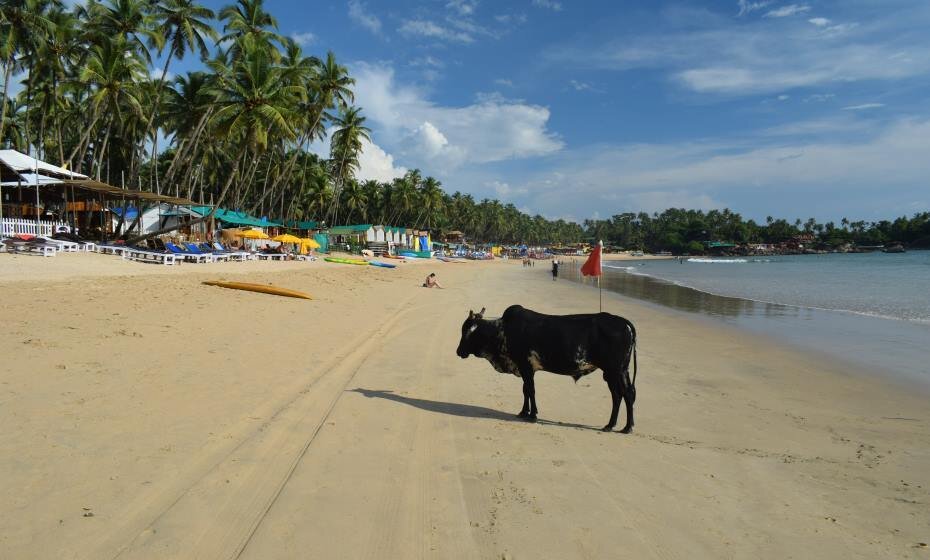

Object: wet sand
[0,253,928,558]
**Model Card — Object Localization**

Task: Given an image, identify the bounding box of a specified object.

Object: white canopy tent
[0,150,88,230]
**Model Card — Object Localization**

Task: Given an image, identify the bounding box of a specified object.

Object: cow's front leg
[518,370,538,421]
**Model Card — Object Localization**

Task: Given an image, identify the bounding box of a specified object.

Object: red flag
[581,241,602,277]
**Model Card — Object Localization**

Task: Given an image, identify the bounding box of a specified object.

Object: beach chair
[201,243,246,262]
[2,238,56,257]
[256,252,287,261]
[214,242,253,261]
[186,242,229,262]
[123,247,177,265]
[37,236,80,253]
[165,242,213,263]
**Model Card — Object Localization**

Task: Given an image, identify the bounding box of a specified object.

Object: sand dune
[0,254,927,559]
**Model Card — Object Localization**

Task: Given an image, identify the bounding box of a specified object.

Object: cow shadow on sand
[349,388,602,432]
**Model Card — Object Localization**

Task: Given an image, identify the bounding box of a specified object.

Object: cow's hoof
[517,410,529,418]
[620,426,633,434]
[526,415,538,423]
[602,425,614,432]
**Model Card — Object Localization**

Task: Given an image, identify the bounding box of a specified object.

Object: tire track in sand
[78,294,421,560]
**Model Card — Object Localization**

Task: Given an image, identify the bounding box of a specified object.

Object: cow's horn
[478,307,486,317]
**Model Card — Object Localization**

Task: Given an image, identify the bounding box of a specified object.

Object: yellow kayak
[324,257,369,265]
[202,280,312,300]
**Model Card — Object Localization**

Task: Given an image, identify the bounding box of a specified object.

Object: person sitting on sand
[423,273,443,289]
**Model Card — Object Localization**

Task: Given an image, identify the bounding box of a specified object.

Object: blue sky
[182,0,930,222]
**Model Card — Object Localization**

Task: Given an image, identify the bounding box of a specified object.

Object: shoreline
[1,256,927,558]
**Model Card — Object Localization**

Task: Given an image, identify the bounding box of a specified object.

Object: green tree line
[583,209,930,253]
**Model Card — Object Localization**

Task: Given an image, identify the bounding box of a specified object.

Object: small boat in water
[882,244,906,253]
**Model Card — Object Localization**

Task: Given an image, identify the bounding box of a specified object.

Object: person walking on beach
[551,258,559,281]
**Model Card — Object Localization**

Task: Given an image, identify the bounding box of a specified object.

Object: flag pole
[598,239,603,312]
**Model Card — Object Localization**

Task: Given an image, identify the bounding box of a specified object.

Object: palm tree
[0,0,56,150]
[218,0,281,59]
[327,105,369,224]
[74,35,146,175]
[418,176,443,229]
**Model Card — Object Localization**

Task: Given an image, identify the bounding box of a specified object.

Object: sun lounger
[213,242,253,261]
[123,247,177,265]
[2,238,56,257]
[200,243,246,262]
[51,233,96,252]
[186,242,229,262]
[256,252,287,261]
[95,244,129,256]
[165,242,214,263]
[37,236,80,253]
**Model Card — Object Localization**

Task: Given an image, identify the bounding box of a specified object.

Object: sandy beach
[1,253,928,559]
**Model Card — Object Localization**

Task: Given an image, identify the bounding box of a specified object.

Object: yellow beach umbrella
[272,233,301,243]
[239,229,269,239]
[299,237,321,249]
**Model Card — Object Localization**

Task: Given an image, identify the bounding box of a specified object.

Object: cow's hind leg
[602,370,621,432]
[620,369,636,434]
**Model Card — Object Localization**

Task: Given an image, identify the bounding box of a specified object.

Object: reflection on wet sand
[561,260,811,321]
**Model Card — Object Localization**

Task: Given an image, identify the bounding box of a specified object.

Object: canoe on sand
[202,281,312,300]
[369,261,396,268]
[324,257,368,265]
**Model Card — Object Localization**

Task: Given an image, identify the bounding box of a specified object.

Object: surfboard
[202,281,312,300]
[324,257,369,265]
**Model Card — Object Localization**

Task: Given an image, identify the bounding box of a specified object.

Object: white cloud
[777,94,789,101]
[149,69,174,81]
[570,80,591,91]
[764,4,810,18]
[808,17,830,27]
[289,31,316,46]
[348,0,382,34]
[446,0,477,16]
[414,121,450,156]
[351,63,562,170]
[487,180,528,199]
[842,103,885,110]
[532,0,562,11]
[409,56,444,68]
[546,5,930,96]
[803,93,835,103]
[516,118,930,219]
[737,1,770,17]
[357,139,407,182]
[398,19,473,43]
[494,78,514,87]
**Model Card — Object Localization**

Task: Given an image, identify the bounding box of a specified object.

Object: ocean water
[560,251,930,386]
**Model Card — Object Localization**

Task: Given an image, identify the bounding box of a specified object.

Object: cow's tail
[625,319,638,388]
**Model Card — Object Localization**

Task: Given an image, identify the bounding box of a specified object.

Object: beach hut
[1,149,194,239]
[109,203,200,235]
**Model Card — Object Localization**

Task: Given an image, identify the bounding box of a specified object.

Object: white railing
[1,218,69,237]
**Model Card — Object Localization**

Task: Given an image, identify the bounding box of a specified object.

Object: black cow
[456,305,638,433]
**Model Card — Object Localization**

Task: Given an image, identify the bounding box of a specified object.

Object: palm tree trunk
[0,55,13,147]
[127,143,249,243]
